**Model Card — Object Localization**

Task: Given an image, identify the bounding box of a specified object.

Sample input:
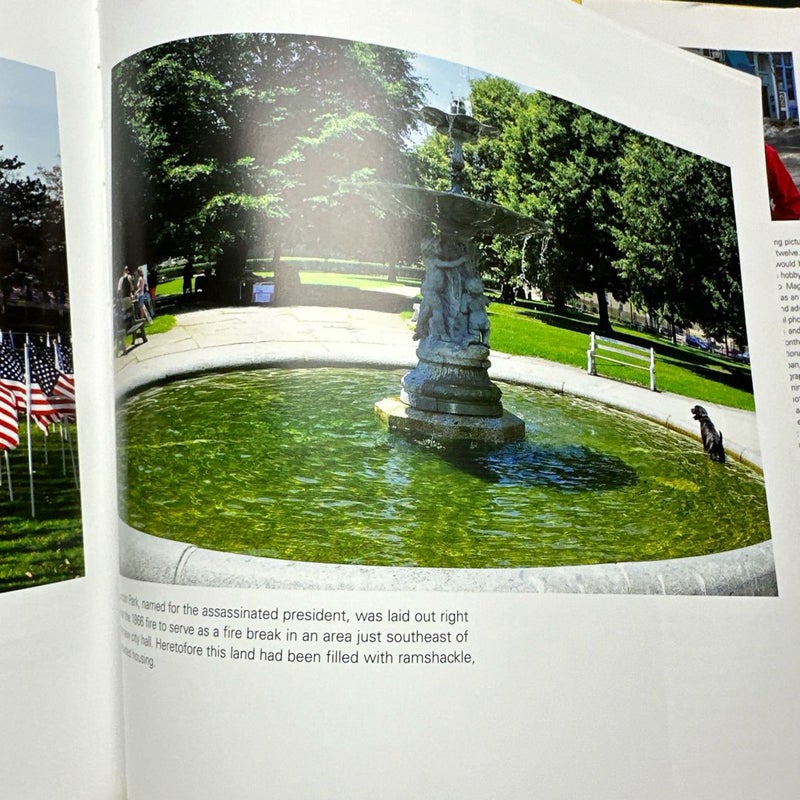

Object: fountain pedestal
[401,339,502,417]
[376,227,526,443]
[375,397,525,444]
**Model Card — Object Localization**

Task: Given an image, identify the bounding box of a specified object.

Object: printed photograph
[690,48,800,220]
[0,57,81,593]
[113,33,773,595]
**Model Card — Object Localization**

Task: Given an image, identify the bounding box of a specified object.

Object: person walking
[118,265,135,301]
[135,266,153,322]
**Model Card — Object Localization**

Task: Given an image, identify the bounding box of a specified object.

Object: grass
[0,423,84,593]
[158,271,416,295]
[488,301,754,411]
[296,272,419,291]
[144,314,176,335]
[123,312,176,350]
[156,277,184,295]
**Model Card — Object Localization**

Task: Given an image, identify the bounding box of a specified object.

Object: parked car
[685,334,710,350]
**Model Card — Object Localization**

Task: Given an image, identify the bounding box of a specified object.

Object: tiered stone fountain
[374,102,547,443]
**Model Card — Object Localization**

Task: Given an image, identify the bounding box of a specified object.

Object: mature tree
[465,78,534,297]
[498,93,628,330]
[613,134,744,345]
[420,80,628,325]
[465,76,527,201]
[35,164,64,205]
[113,34,426,299]
[414,129,451,193]
[0,148,66,288]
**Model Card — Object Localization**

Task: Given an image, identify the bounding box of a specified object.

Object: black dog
[691,405,725,463]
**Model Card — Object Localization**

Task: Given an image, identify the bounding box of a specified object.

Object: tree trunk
[500,282,516,304]
[267,242,299,303]
[595,288,612,334]
[217,237,249,304]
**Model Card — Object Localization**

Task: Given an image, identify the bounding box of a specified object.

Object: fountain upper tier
[371,104,546,237]
[376,183,549,239]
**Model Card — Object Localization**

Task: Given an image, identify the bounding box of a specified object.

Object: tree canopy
[614,134,744,343]
[0,147,66,290]
[114,35,746,348]
[413,74,743,343]
[112,33,426,296]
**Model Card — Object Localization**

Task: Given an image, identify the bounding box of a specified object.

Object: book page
[102,0,800,797]
[0,0,125,798]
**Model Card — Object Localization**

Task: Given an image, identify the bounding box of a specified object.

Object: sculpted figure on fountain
[415,232,490,358]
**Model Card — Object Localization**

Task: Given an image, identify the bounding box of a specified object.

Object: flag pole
[3,450,12,502]
[53,334,77,485]
[60,419,67,475]
[24,335,35,518]
[66,424,79,489]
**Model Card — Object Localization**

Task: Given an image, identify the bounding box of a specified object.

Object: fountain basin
[117,354,773,594]
[120,522,775,596]
[114,306,772,594]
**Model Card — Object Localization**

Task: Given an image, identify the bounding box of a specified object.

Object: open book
[2,0,800,797]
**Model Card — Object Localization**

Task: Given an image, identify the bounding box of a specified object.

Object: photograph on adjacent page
[112,33,774,596]
[0,57,82,593]
[688,48,800,220]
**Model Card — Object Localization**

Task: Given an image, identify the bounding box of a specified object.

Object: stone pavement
[115,303,762,467]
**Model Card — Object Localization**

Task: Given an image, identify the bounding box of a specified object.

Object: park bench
[115,297,147,356]
[587,331,656,391]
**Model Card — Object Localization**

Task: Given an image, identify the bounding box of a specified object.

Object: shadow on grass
[161,283,419,315]
[274,284,418,313]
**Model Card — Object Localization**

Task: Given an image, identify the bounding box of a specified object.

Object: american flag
[55,340,74,374]
[0,385,19,450]
[27,345,65,432]
[34,342,75,418]
[0,343,26,411]
[53,341,76,408]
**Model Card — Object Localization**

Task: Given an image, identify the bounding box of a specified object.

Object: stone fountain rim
[116,345,775,596]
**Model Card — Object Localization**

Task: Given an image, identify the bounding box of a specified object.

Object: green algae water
[118,368,770,568]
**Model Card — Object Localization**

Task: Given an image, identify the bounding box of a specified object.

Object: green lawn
[296,272,419,291]
[157,277,184,295]
[488,301,754,411]
[122,313,176,350]
[144,314,176,335]
[0,425,84,593]
[158,271,416,295]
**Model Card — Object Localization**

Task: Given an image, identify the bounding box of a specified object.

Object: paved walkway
[115,303,762,467]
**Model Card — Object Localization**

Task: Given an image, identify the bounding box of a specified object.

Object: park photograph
[112,32,774,596]
[686,47,800,220]
[0,56,82,593]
